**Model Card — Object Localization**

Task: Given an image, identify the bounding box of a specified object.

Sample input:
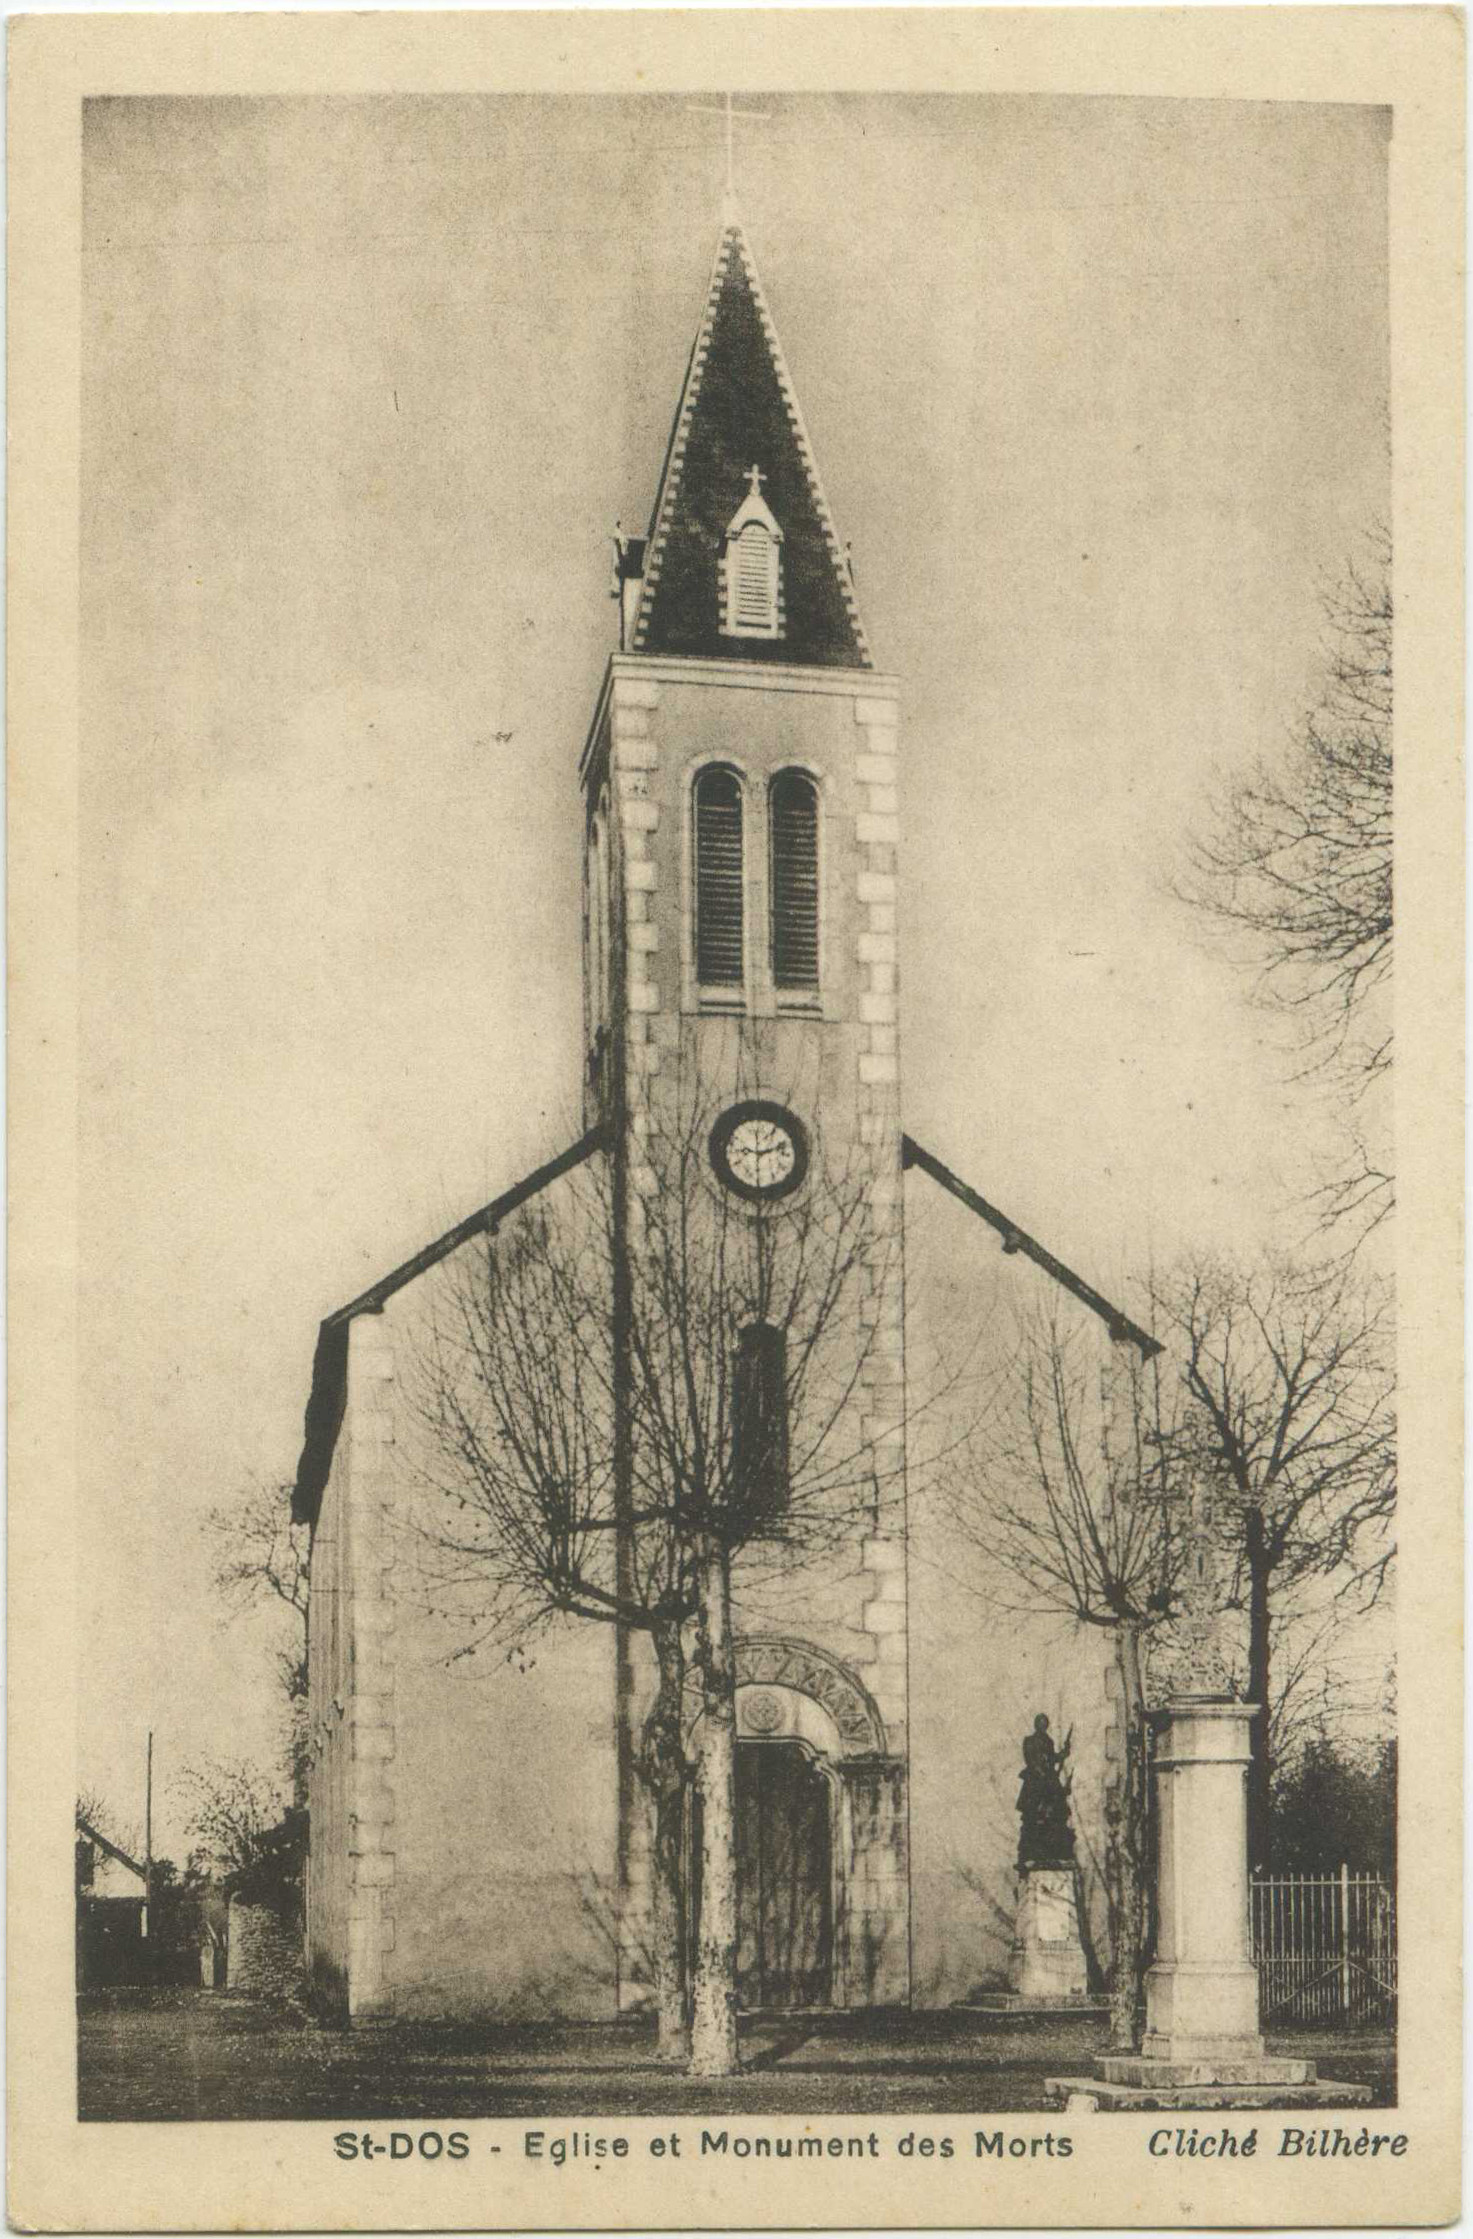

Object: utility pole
[142,1730,153,1940]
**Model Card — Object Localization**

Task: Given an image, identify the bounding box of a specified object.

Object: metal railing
[1251,1866,1396,2025]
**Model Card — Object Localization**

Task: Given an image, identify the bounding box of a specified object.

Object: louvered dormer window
[770,770,820,992]
[694,765,745,988]
[721,466,784,641]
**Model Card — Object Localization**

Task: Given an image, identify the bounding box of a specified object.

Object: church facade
[293,203,1121,2025]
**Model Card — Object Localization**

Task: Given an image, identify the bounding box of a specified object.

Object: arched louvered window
[732,1321,789,1532]
[769,770,820,992]
[721,467,784,641]
[727,524,781,637]
[694,765,745,988]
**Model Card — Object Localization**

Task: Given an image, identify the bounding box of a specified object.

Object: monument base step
[1098,2055,1315,2088]
[1045,2074,1373,2113]
[963,1994,1110,2016]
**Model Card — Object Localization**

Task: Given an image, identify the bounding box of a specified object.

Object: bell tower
[580,210,910,2007]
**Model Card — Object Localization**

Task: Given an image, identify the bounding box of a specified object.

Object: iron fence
[1251,1866,1396,2025]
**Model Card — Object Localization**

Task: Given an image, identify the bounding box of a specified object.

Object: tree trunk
[1107,1623,1150,2050]
[1071,1858,1106,1998]
[1244,1506,1273,1873]
[688,1535,739,2078]
[638,1618,690,2065]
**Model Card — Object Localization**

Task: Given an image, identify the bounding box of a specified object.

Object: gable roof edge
[630,227,730,650]
[291,1127,608,1529]
[76,1818,148,1883]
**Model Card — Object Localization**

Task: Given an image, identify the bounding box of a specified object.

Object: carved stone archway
[682,1634,889,1759]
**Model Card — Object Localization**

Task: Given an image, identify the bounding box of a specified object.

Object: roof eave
[290,1128,608,1531]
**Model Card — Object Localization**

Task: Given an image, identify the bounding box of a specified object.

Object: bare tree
[1253,1600,1389,1786]
[175,1754,284,1881]
[944,1309,1189,2047]
[1179,535,1393,1240]
[75,1791,142,1860]
[1152,1252,1396,1868]
[1193,1573,1389,1817]
[410,1097,903,2076]
[203,1478,311,1799]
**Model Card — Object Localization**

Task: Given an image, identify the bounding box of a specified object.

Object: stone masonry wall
[849,690,908,1763]
[345,1315,401,2018]
[305,1390,352,2016]
[227,1899,304,1999]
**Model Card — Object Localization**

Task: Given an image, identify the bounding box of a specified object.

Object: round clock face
[709,1101,809,1204]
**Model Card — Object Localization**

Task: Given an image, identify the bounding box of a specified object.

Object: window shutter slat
[736,531,771,626]
[695,768,745,986]
[770,771,820,990]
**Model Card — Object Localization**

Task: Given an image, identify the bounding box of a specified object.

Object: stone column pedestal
[1140,1700,1263,2064]
[1046,1695,1370,2110]
[1008,1866,1089,2002]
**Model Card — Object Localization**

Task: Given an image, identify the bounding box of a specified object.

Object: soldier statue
[1016,1712,1076,1871]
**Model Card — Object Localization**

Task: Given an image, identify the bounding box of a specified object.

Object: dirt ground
[77,1991,1395,2123]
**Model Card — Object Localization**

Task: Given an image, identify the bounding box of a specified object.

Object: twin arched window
[693,766,819,996]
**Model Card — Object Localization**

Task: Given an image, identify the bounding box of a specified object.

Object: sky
[79,92,1390,1854]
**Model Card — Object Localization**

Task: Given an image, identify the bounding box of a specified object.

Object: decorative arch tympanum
[681,1634,888,1760]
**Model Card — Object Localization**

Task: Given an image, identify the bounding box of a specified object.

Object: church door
[734,1740,833,2009]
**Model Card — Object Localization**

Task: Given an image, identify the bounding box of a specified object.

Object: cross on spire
[687,92,772,209]
[745,464,766,498]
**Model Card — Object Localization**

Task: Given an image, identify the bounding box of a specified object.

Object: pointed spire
[631,216,872,670]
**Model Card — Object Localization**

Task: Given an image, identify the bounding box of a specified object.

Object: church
[291,190,1150,2026]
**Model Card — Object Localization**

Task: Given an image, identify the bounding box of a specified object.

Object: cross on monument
[1165,1473,1233,1701]
[688,92,772,205]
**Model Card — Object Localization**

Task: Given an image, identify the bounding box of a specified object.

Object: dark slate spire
[632,215,872,670]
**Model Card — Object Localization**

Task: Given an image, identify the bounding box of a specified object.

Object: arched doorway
[683,1638,892,2012]
[735,1739,833,2009]
[688,1739,834,2012]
